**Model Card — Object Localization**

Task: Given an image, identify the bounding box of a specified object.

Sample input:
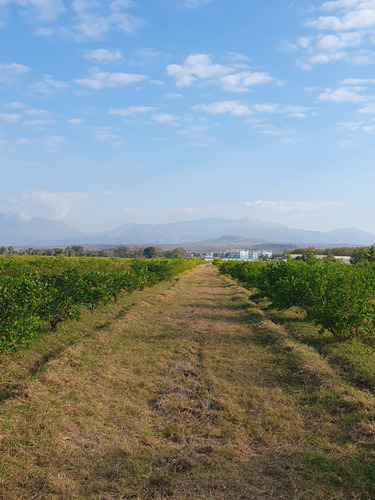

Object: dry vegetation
[0,265,374,499]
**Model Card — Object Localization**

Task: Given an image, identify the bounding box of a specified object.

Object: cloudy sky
[1,0,375,233]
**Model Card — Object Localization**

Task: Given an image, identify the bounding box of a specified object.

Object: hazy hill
[1,215,375,247]
[0,214,85,246]
[102,219,375,246]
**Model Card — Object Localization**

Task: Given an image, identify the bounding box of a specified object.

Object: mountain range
[1,214,375,248]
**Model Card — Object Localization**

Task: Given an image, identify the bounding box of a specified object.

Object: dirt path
[0,264,374,499]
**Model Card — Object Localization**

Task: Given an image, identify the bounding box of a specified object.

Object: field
[0,261,375,498]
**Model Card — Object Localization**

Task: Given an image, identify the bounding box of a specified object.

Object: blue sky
[1,0,375,233]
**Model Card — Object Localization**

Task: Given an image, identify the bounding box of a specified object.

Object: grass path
[0,264,375,499]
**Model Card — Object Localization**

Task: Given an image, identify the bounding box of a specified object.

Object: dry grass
[0,265,374,499]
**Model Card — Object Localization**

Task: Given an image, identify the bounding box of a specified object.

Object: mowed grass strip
[0,264,374,499]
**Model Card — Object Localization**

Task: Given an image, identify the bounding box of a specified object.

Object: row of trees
[0,256,201,353]
[0,245,188,259]
[215,257,375,344]
[287,245,375,264]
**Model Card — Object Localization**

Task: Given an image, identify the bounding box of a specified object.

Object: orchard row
[0,256,201,353]
[215,258,375,344]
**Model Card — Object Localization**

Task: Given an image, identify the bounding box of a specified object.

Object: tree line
[215,256,375,345]
[286,245,375,264]
[0,256,201,353]
[0,245,188,259]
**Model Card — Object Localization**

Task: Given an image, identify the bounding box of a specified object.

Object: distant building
[226,249,249,260]
[290,254,351,264]
[200,248,274,262]
[250,251,259,261]
[217,249,272,261]
[258,250,273,259]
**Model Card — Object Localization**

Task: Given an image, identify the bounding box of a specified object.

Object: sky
[1,0,375,234]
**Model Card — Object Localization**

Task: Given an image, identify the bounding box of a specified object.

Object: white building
[218,249,269,261]
[258,250,273,259]
[226,249,249,260]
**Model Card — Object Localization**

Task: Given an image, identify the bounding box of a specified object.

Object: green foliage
[38,268,83,330]
[143,246,159,259]
[215,259,375,344]
[0,274,45,352]
[0,256,201,353]
[351,245,375,264]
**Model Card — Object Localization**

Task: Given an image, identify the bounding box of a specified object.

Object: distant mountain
[1,215,375,248]
[0,214,85,246]
[102,218,375,246]
[177,235,295,253]
[326,228,375,245]
[102,218,283,245]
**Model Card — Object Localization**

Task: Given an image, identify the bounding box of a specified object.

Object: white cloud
[69,118,82,124]
[167,53,278,92]
[28,0,65,22]
[357,103,375,113]
[317,87,367,102]
[109,106,157,116]
[0,0,144,41]
[31,74,69,94]
[130,47,168,67]
[14,138,33,145]
[338,119,375,133]
[279,39,298,52]
[298,36,313,49]
[35,27,54,36]
[96,132,121,141]
[24,108,49,115]
[72,14,110,38]
[95,127,124,145]
[339,120,364,130]
[0,0,65,23]
[110,12,143,34]
[44,135,64,152]
[341,77,375,86]
[296,2,375,68]
[152,114,180,125]
[23,119,55,126]
[177,125,223,148]
[307,8,375,31]
[218,71,277,93]
[167,54,232,87]
[336,139,357,148]
[0,62,30,85]
[75,67,147,89]
[317,31,365,50]
[193,101,253,116]
[110,1,137,12]
[6,101,25,108]
[0,113,21,123]
[182,0,212,8]
[72,0,99,14]
[83,49,122,62]
[12,190,88,221]
[303,51,347,66]
[193,101,311,118]
[243,200,341,211]
[247,120,295,140]
[72,10,143,40]
[150,79,164,86]
[254,103,312,117]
